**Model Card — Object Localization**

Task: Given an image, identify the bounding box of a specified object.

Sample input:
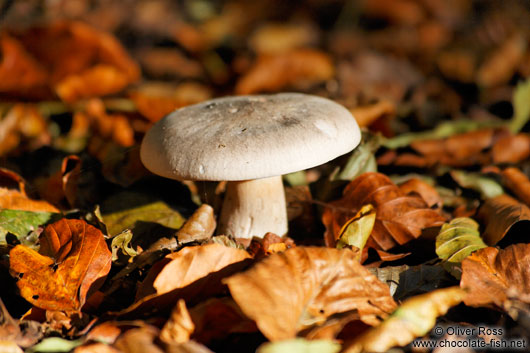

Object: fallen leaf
[110,229,138,262]
[26,337,82,353]
[9,218,112,311]
[450,170,504,199]
[491,133,530,164]
[176,204,216,244]
[476,194,530,245]
[235,48,334,94]
[118,244,250,318]
[323,172,445,252]
[0,298,42,348]
[113,326,163,353]
[225,247,397,341]
[73,343,120,353]
[336,204,376,253]
[398,178,442,209]
[249,22,318,54]
[160,300,195,344]
[460,244,530,308]
[344,287,466,353]
[247,232,295,259]
[435,218,487,278]
[501,167,530,207]
[256,338,341,353]
[350,100,395,128]
[509,77,530,133]
[0,209,57,245]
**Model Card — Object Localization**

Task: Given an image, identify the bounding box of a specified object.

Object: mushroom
[140,93,360,239]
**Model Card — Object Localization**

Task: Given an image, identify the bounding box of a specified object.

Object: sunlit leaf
[27,338,82,353]
[257,339,341,353]
[0,209,57,245]
[336,204,375,254]
[110,229,137,262]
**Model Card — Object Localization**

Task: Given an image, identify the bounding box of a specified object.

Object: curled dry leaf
[160,299,195,344]
[225,247,397,341]
[345,287,466,353]
[323,172,445,251]
[501,167,530,207]
[460,244,530,308]
[176,204,216,244]
[398,177,442,209]
[247,232,295,259]
[235,48,334,94]
[476,194,530,245]
[9,218,111,311]
[119,244,250,318]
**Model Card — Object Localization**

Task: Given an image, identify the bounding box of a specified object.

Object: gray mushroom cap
[140,93,361,181]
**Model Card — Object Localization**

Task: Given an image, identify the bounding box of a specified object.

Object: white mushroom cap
[140,93,360,181]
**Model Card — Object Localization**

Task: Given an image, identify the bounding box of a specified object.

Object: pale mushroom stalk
[218,176,287,238]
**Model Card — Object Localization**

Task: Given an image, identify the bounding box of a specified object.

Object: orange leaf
[9,219,111,311]
[460,244,530,307]
[235,48,334,95]
[225,247,397,341]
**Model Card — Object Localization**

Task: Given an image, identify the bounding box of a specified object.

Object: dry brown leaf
[398,178,442,209]
[113,326,163,353]
[350,100,395,128]
[437,50,476,83]
[135,48,204,79]
[225,247,397,341]
[501,168,530,207]
[247,232,295,259]
[189,297,257,344]
[477,33,527,88]
[235,48,334,95]
[323,172,445,251]
[119,244,250,318]
[477,194,530,245]
[249,22,318,54]
[361,0,426,25]
[9,218,111,311]
[492,133,530,164]
[130,82,212,123]
[460,244,530,307]
[345,287,466,353]
[160,300,195,344]
[0,168,59,212]
[176,204,216,244]
[83,98,135,147]
[74,343,121,353]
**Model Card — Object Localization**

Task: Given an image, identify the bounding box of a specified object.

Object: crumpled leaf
[435,218,487,278]
[225,247,397,341]
[9,218,112,311]
[247,232,295,259]
[256,339,341,353]
[510,78,530,133]
[0,209,57,245]
[0,298,42,348]
[118,244,250,318]
[110,229,137,262]
[450,170,504,199]
[160,299,195,344]
[477,194,530,245]
[235,48,334,94]
[323,172,445,252]
[101,191,186,236]
[460,244,530,308]
[345,287,466,353]
[336,204,376,253]
[176,204,216,244]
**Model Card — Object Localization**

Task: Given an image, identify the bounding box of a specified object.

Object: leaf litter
[1,1,530,352]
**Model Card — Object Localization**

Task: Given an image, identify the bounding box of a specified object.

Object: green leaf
[283,170,308,186]
[27,338,82,353]
[435,218,487,278]
[111,229,138,261]
[509,78,530,133]
[257,339,341,353]
[333,133,379,181]
[101,191,186,236]
[450,170,504,199]
[0,210,57,245]
[336,204,375,253]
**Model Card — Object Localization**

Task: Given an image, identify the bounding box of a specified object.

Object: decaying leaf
[225,247,397,341]
[9,218,112,311]
[435,218,487,278]
[247,232,295,259]
[460,244,530,308]
[176,204,216,244]
[235,48,334,94]
[501,167,530,207]
[345,287,466,353]
[110,229,138,262]
[476,194,530,245]
[323,172,445,252]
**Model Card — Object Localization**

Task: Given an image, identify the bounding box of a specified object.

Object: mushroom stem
[217,176,287,239]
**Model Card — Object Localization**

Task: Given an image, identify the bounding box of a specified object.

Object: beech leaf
[336,204,375,253]
[9,218,111,311]
[435,218,487,278]
[225,247,397,341]
[345,287,466,353]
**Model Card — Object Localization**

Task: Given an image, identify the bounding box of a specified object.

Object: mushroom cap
[140,93,361,181]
